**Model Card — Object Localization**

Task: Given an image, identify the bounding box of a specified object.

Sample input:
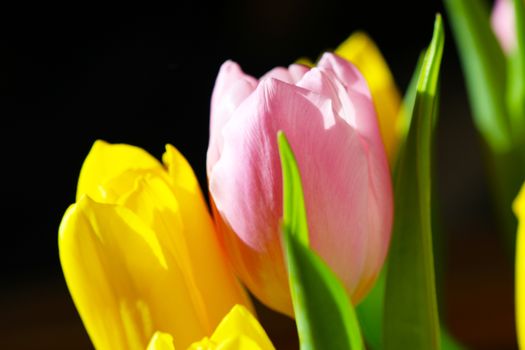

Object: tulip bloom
[492,0,517,54]
[515,183,525,348]
[59,141,252,350]
[207,53,393,316]
[147,305,275,350]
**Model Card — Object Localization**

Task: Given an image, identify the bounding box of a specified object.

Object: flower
[514,183,525,348]
[491,0,517,54]
[147,305,275,350]
[207,53,393,316]
[59,141,252,350]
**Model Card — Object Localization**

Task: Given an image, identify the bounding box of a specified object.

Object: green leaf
[443,0,511,152]
[355,263,386,349]
[441,328,466,350]
[507,0,525,139]
[383,15,444,350]
[277,131,364,350]
[279,131,309,246]
[397,51,426,145]
[355,53,423,350]
[357,48,466,349]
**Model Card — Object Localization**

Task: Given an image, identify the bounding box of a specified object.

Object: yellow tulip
[335,32,403,164]
[147,305,275,350]
[515,183,525,348]
[59,140,252,350]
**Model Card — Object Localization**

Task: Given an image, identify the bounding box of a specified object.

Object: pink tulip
[491,0,517,54]
[207,53,393,317]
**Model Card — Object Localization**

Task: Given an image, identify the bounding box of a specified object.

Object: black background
[0,2,518,349]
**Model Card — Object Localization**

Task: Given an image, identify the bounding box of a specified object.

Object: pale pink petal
[296,63,392,297]
[316,53,378,139]
[492,0,516,54]
[288,64,310,83]
[296,66,357,128]
[260,66,295,84]
[315,54,393,280]
[260,64,310,85]
[207,61,257,174]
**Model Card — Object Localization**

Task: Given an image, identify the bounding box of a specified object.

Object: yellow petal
[117,173,213,335]
[101,168,167,203]
[188,336,267,350]
[187,337,216,350]
[295,57,315,67]
[76,140,162,202]
[162,145,255,326]
[515,184,525,217]
[147,332,176,350]
[189,305,275,350]
[162,144,201,195]
[514,183,525,348]
[59,196,207,349]
[335,32,402,163]
[63,142,253,349]
[211,305,274,350]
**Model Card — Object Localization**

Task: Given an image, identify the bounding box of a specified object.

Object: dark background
[0,2,518,349]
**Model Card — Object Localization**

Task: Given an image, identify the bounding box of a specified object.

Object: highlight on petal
[335,32,403,162]
[76,140,161,201]
[211,305,274,349]
[147,332,175,350]
[315,53,379,142]
[208,61,257,174]
[289,63,312,81]
[163,144,200,195]
[189,305,275,350]
[260,64,309,85]
[514,183,525,349]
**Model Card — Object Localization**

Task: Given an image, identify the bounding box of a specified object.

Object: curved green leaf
[278,131,364,350]
[279,131,309,246]
[383,15,444,350]
[355,264,386,349]
[355,53,423,350]
[443,0,511,152]
[357,48,465,349]
[507,0,525,139]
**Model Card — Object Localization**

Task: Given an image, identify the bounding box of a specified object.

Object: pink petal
[260,66,295,84]
[260,64,310,85]
[288,64,310,83]
[207,61,257,174]
[314,54,393,285]
[491,0,516,54]
[297,59,392,297]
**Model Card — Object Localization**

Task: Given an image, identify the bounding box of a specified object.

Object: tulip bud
[491,0,517,54]
[207,53,393,316]
[59,141,252,350]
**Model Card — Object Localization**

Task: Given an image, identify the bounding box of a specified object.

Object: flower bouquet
[57,3,525,349]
